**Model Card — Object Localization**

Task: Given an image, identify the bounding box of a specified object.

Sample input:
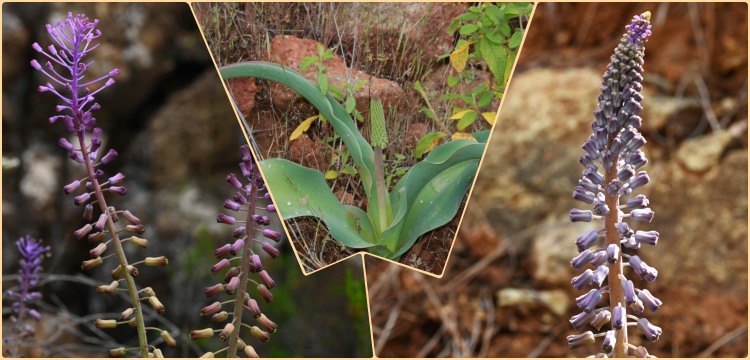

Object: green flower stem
[78,135,149,358]
[373,147,388,233]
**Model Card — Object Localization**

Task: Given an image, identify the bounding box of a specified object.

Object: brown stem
[604,158,627,358]
[78,135,149,358]
[227,173,258,357]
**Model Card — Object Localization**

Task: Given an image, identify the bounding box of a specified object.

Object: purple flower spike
[627,11,652,45]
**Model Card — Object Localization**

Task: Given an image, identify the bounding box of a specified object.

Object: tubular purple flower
[217,213,236,225]
[605,244,619,264]
[636,318,662,341]
[567,331,595,349]
[257,314,278,333]
[108,186,127,196]
[74,224,94,239]
[63,180,81,194]
[224,199,241,211]
[626,194,649,209]
[628,171,650,190]
[573,186,596,204]
[203,284,224,298]
[251,254,263,272]
[256,284,273,303]
[634,230,659,246]
[233,192,248,205]
[262,229,282,242]
[94,213,108,231]
[214,244,231,259]
[73,192,91,206]
[100,149,118,164]
[232,226,247,238]
[601,330,617,353]
[261,242,280,258]
[637,289,662,311]
[576,289,602,313]
[571,269,594,290]
[210,259,230,275]
[266,204,276,213]
[582,168,603,184]
[591,265,609,287]
[225,276,240,294]
[578,177,599,193]
[58,137,75,150]
[570,209,594,223]
[258,270,275,289]
[246,297,262,318]
[200,302,222,317]
[230,239,244,255]
[590,310,611,330]
[622,278,637,305]
[571,249,595,269]
[630,208,654,222]
[107,172,125,185]
[226,173,243,190]
[575,230,599,252]
[612,303,626,329]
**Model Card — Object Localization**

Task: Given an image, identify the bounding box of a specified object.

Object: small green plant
[414,2,532,157]
[221,62,487,260]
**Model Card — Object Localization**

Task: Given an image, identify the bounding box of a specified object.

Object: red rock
[288,134,330,173]
[227,78,258,117]
[403,122,429,149]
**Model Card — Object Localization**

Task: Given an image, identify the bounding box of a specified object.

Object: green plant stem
[604,155,628,358]
[416,84,451,134]
[373,147,388,233]
[78,135,149,358]
[226,175,258,357]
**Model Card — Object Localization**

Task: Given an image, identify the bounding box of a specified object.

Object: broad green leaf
[316,72,329,96]
[503,51,517,88]
[440,93,473,104]
[500,22,511,37]
[449,41,471,73]
[482,111,497,125]
[260,158,376,249]
[345,96,356,114]
[447,75,460,87]
[414,132,447,158]
[468,5,480,13]
[459,24,480,35]
[509,29,524,49]
[485,29,505,44]
[325,169,338,179]
[299,56,317,71]
[456,110,477,130]
[290,115,319,141]
[477,36,508,84]
[454,12,478,22]
[340,166,357,175]
[477,91,495,108]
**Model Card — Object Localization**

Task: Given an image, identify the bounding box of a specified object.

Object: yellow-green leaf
[415,132,448,158]
[324,169,338,180]
[482,112,497,125]
[449,109,473,120]
[451,132,476,141]
[449,42,471,73]
[456,110,477,130]
[289,115,319,141]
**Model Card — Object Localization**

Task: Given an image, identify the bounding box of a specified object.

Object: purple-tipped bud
[94,213,108,231]
[629,255,658,282]
[575,230,599,252]
[219,323,234,342]
[627,150,648,169]
[250,254,263,273]
[90,243,107,257]
[578,177,599,193]
[210,259,230,274]
[226,173,243,190]
[629,171,650,190]
[634,230,659,246]
[223,199,241,211]
[617,164,635,181]
[225,276,240,294]
[622,278,637,305]
[246,297,262,318]
[582,168,603,185]
[200,302,222,317]
[214,244,231,258]
[31,42,43,52]
[63,180,81,194]
[576,289,602,313]
[223,267,239,283]
[232,226,247,239]
[239,162,252,178]
[257,313,278,333]
[630,208,654,222]
[259,270,275,289]
[108,173,125,185]
[121,210,140,225]
[233,192,248,205]
[626,194,650,209]
[626,133,646,152]
[572,186,596,204]
[256,284,273,303]
[570,209,594,223]
[100,149,118,164]
[601,330,617,353]
[74,224,94,239]
[264,192,272,201]
[571,249,595,269]
[262,229,282,242]
[217,213,236,225]
[589,251,608,267]
[591,265,609,287]
[631,297,645,315]
[74,192,91,206]
[612,303,626,329]
[606,244,620,264]
[58,137,75,151]
[569,311,596,331]
[638,289,662,311]
[109,186,127,196]
[637,318,662,341]
[590,310,611,330]
[566,331,595,349]
[83,204,94,221]
[203,283,224,298]
[266,204,276,212]
[230,239,244,255]
[261,242,280,258]
[571,269,594,290]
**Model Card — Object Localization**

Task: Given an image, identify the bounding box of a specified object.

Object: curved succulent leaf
[259,158,376,249]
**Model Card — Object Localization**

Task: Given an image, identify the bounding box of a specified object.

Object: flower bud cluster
[192,145,281,357]
[33,13,172,357]
[567,12,661,358]
[4,236,51,357]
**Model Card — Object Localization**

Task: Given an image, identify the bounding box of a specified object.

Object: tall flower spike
[4,236,51,357]
[192,145,283,357]
[567,12,661,358]
[33,13,170,357]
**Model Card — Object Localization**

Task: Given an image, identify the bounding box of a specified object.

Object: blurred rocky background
[2,3,370,357]
[367,3,747,357]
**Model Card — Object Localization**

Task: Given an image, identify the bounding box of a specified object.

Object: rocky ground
[194,2,501,274]
[367,3,748,357]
